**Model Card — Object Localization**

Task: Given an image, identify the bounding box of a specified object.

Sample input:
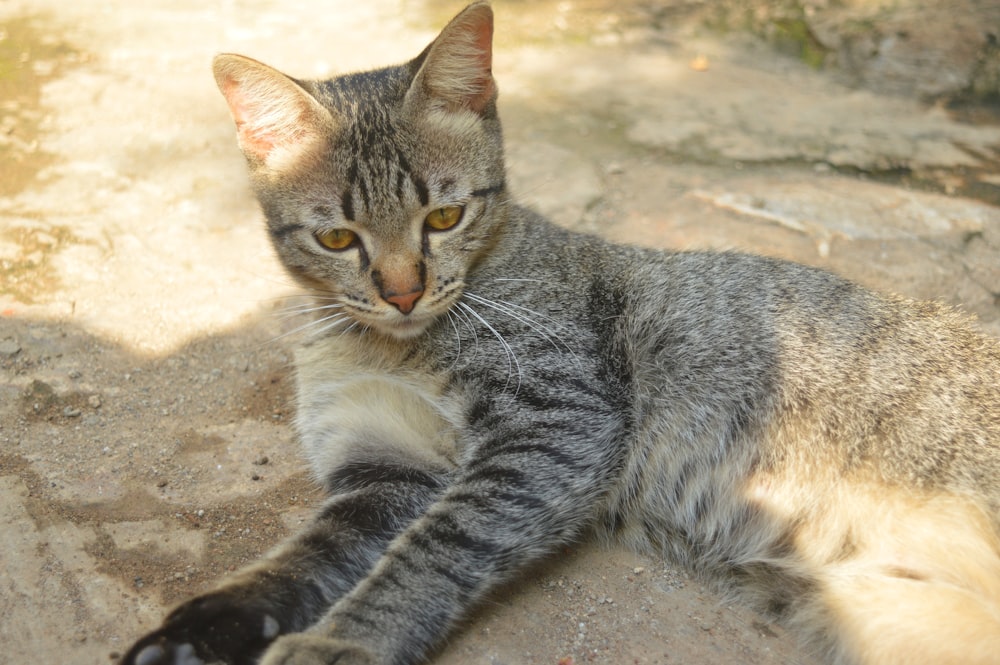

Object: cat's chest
[292,334,465,478]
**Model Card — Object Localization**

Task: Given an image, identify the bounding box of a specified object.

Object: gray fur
[121,3,1000,665]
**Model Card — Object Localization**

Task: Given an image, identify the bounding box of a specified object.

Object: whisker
[464,292,553,343]
[274,302,346,320]
[308,314,354,339]
[445,311,463,372]
[457,301,521,394]
[452,300,481,353]
[267,311,352,344]
[255,291,342,312]
[463,292,579,364]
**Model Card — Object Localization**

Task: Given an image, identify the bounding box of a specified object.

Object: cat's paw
[260,634,377,665]
[121,641,209,665]
[119,593,282,665]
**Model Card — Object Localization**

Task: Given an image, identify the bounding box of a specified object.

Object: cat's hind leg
[119,462,446,665]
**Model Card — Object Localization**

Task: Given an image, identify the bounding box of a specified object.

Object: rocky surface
[0,1,997,664]
[683,0,1000,101]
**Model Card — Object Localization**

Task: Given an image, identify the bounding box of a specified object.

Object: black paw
[120,594,282,665]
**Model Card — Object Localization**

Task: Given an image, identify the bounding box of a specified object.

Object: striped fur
[121,3,1000,665]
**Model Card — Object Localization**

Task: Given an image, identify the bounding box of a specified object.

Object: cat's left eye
[424,206,464,232]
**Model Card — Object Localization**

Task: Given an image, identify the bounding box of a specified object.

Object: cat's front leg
[258,392,626,665]
[259,634,374,665]
[120,462,445,665]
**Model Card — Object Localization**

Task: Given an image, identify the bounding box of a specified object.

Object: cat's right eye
[315,228,358,251]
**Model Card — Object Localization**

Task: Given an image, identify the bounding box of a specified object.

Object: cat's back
[606,244,1000,510]
[479,210,1000,444]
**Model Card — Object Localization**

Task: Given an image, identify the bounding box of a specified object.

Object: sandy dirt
[0,1,998,664]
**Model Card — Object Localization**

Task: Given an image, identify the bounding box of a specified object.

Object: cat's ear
[408,1,496,115]
[212,54,335,170]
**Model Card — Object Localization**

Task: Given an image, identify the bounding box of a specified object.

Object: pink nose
[384,287,423,314]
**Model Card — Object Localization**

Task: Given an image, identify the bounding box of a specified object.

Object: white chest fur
[293,334,464,480]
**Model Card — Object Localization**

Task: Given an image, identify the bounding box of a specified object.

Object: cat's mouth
[381,315,436,339]
[353,305,442,340]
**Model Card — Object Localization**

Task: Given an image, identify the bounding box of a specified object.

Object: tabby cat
[121,3,1000,664]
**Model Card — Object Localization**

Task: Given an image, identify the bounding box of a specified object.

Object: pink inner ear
[221,80,278,159]
[471,12,493,73]
[465,11,496,112]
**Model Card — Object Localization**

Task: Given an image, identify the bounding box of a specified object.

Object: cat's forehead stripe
[342,143,433,218]
[341,188,354,222]
[413,176,430,207]
[270,222,304,239]
[471,182,505,199]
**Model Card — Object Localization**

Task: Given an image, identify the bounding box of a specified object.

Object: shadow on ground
[1,1,998,664]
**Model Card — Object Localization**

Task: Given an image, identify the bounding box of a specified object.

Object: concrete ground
[1,1,997,664]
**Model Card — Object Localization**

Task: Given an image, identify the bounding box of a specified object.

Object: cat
[120,2,1000,664]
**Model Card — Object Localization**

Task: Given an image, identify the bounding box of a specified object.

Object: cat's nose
[384,286,424,314]
[372,260,426,314]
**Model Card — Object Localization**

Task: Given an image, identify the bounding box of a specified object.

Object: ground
[0,1,998,664]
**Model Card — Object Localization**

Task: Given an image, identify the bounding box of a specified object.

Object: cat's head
[213,1,506,339]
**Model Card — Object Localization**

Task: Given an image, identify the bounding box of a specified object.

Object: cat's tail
[814,567,1000,665]
[782,487,1000,665]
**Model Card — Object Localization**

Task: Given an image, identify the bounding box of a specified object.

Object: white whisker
[274,302,346,320]
[445,311,463,372]
[309,314,354,339]
[262,292,341,306]
[267,310,353,344]
[452,300,481,353]
[463,291,579,364]
[457,301,521,394]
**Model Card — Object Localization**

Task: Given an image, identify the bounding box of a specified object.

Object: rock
[711,0,1000,100]
[809,0,1000,100]
[0,339,21,357]
[621,57,1000,172]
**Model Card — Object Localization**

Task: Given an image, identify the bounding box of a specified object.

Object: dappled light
[1,1,998,664]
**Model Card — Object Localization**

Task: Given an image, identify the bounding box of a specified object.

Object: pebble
[0,339,21,357]
[88,395,102,409]
[63,406,81,418]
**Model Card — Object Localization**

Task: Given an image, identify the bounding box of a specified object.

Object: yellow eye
[315,228,357,251]
[424,206,463,231]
